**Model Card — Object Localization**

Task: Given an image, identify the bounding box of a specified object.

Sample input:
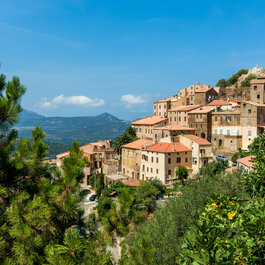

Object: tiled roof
[153,125,195,131]
[237,155,255,168]
[250,77,265,84]
[145,142,191,153]
[188,106,213,114]
[208,100,230,106]
[155,96,175,103]
[122,139,154,150]
[132,115,168,125]
[183,134,211,145]
[168,105,200,112]
[225,166,237,174]
[57,151,69,159]
[242,101,265,107]
[121,179,142,187]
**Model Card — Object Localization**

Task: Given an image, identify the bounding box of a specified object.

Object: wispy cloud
[121,94,154,109]
[0,22,88,48]
[40,94,105,109]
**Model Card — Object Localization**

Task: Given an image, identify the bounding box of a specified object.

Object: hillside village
[56,66,265,187]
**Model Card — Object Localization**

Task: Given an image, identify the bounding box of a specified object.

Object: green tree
[227,69,248,86]
[175,165,188,186]
[216,78,228,87]
[113,126,138,155]
[240,74,257,87]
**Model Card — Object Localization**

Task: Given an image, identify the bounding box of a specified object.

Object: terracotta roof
[225,166,237,174]
[208,100,230,106]
[121,179,142,187]
[250,77,265,84]
[153,125,195,131]
[188,106,213,114]
[122,139,154,150]
[90,141,105,147]
[183,134,211,145]
[242,101,265,107]
[57,151,69,159]
[132,115,168,125]
[168,105,200,112]
[155,96,175,103]
[145,142,191,153]
[237,155,255,168]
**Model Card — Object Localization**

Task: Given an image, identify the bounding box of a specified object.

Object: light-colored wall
[140,149,192,185]
[121,148,141,179]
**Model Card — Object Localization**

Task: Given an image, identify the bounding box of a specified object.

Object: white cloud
[40,94,105,109]
[121,94,148,108]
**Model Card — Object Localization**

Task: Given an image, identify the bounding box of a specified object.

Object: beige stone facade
[140,141,192,185]
[121,139,154,180]
[193,87,219,106]
[250,77,265,104]
[188,106,213,141]
[179,135,213,175]
[132,115,168,140]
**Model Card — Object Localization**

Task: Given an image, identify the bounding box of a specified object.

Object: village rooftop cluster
[56,67,265,187]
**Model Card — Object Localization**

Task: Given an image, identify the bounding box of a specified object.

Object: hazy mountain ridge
[16,110,130,145]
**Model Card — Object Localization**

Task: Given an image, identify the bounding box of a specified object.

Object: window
[220,130,223,134]
[156,169,159,174]
[185,158,188,162]
[176,157,181,163]
[168,170,171,176]
[200,114,202,119]
[174,117,176,121]
[248,108,251,114]
[248,130,251,136]
[248,118,251,124]
[214,129,217,134]
[179,117,181,121]
[184,117,186,121]
[257,94,260,99]
[215,116,217,121]
[196,114,198,118]
[156,157,159,163]
[226,116,231,122]
[151,168,153,173]
[147,167,149,172]
[243,103,246,107]
[168,158,171,164]
[151,157,154,162]
[142,165,145,170]
[227,130,230,135]
[254,86,257,90]
[192,157,197,164]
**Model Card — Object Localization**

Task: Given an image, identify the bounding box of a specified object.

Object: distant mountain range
[16,109,130,146]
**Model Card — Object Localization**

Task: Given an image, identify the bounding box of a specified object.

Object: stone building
[188,106,213,141]
[168,105,200,126]
[140,140,192,186]
[178,84,211,98]
[240,101,265,148]
[152,124,195,142]
[193,87,219,106]
[121,139,154,180]
[153,96,176,116]
[132,115,168,140]
[250,76,265,104]
[222,86,251,101]
[179,134,214,175]
[56,140,118,185]
[211,111,242,153]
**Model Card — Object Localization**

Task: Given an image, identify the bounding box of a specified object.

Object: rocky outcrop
[237,66,265,86]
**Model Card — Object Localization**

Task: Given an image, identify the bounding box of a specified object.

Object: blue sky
[1,0,265,120]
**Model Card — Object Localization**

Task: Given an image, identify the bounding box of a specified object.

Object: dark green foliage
[227,69,248,86]
[240,74,257,87]
[198,160,228,177]
[120,170,248,264]
[244,131,265,197]
[0,72,110,264]
[113,126,138,155]
[216,69,248,88]
[216,78,228,87]
[175,165,189,185]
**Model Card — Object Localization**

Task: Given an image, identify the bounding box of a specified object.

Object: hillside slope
[16,110,130,145]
